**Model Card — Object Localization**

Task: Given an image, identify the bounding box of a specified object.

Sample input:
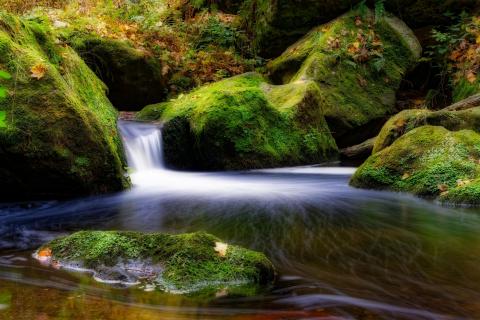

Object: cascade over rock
[137,72,338,170]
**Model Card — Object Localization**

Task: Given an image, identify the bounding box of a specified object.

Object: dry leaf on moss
[30,63,47,80]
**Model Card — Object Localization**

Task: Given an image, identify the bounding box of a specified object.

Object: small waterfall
[118,120,164,171]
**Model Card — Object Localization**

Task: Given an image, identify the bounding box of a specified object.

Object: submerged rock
[137,72,338,170]
[35,231,275,294]
[351,125,480,204]
[268,9,421,147]
[0,13,128,199]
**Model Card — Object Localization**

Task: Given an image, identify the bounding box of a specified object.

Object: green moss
[267,10,420,146]
[43,230,275,291]
[0,12,129,198]
[373,107,480,153]
[240,0,475,57]
[351,126,480,200]
[138,72,338,169]
[441,180,480,206]
[453,78,480,103]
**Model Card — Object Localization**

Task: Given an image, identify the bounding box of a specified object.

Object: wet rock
[35,231,275,294]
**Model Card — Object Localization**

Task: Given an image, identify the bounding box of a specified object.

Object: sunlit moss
[373,107,480,153]
[351,126,480,200]
[0,12,129,198]
[138,72,338,169]
[267,9,421,144]
[42,230,275,292]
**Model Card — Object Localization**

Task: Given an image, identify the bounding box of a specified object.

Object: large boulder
[374,107,480,153]
[35,231,275,294]
[0,13,128,199]
[268,9,421,147]
[67,34,167,110]
[241,0,476,57]
[137,72,338,170]
[350,125,480,204]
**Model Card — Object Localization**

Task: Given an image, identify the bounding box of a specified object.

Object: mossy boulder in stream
[373,106,480,153]
[0,13,128,199]
[267,9,421,147]
[351,125,480,204]
[36,231,275,294]
[137,72,338,170]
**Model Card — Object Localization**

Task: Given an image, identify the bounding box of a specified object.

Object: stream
[1,121,480,319]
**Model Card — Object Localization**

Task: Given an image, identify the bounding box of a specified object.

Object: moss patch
[267,9,420,146]
[41,230,275,292]
[138,72,338,170]
[351,126,480,201]
[0,12,128,199]
[373,107,480,153]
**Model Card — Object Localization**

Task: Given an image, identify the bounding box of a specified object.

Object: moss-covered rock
[36,231,275,293]
[373,107,480,153]
[268,9,421,147]
[240,0,358,57]
[0,13,128,199]
[241,0,476,57]
[67,34,167,110]
[351,125,480,202]
[137,72,338,170]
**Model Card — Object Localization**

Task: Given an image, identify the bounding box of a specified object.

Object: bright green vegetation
[42,231,275,292]
[373,107,480,153]
[351,126,480,202]
[267,9,421,146]
[0,12,128,199]
[138,72,338,169]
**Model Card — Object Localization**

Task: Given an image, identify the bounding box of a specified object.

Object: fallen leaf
[438,184,448,192]
[38,248,52,258]
[30,63,47,80]
[355,16,362,26]
[401,172,410,180]
[214,242,228,257]
[467,71,477,83]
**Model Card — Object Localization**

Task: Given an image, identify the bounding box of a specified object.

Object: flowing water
[1,120,480,319]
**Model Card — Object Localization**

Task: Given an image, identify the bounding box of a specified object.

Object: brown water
[1,167,480,319]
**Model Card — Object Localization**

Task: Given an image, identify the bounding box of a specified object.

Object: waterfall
[118,120,164,171]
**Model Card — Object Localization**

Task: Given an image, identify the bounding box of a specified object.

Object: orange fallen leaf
[467,71,477,83]
[38,248,52,258]
[30,63,47,80]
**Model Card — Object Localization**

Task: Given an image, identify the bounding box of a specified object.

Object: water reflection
[1,167,480,319]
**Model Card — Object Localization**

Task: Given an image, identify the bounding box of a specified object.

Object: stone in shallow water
[34,231,275,294]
